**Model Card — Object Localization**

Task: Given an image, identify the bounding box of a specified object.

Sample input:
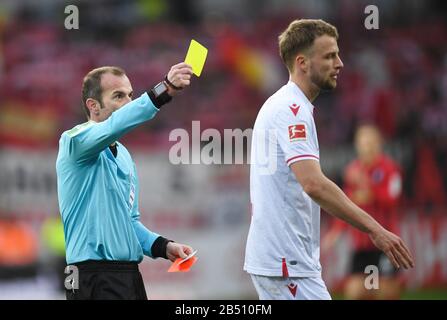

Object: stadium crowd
[1,2,446,209]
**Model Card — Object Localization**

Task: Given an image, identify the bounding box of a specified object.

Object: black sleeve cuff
[147,89,172,109]
[151,236,173,259]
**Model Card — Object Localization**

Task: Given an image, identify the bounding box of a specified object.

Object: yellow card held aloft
[185,39,208,77]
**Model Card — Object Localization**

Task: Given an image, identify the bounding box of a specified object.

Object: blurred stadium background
[0,0,446,299]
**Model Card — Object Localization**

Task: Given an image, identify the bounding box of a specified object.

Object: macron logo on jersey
[289,104,300,116]
[287,283,298,297]
[288,123,307,141]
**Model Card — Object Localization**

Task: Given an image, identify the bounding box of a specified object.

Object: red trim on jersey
[286,154,319,165]
[282,258,289,278]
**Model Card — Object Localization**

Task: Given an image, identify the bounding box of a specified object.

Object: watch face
[154,82,168,96]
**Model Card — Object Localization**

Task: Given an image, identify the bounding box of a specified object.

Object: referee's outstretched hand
[369,227,415,270]
[166,241,194,262]
[165,62,193,96]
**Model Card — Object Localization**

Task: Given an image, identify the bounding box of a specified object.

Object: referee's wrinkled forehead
[81,66,126,116]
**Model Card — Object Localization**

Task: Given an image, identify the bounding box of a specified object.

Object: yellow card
[185,39,208,77]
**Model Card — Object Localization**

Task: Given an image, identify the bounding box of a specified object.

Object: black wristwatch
[148,80,172,109]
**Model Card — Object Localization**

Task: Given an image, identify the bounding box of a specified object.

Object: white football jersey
[244,81,322,277]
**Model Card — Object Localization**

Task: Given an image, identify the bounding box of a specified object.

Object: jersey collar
[287,81,315,114]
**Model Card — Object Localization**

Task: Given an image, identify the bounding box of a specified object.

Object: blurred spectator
[413,142,446,209]
[0,218,38,279]
[41,216,66,292]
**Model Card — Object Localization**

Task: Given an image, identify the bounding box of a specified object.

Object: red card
[167,251,198,272]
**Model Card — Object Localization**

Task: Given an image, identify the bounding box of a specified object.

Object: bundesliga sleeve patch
[288,123,307,141]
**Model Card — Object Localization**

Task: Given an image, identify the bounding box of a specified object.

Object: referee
[56,63,194,300]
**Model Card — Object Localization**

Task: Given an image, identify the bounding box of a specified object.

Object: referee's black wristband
[164,75,183,90]
[147,86,172,109]
[151,236,173,259]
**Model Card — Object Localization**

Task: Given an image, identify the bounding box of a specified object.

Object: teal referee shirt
[56,93,162,264]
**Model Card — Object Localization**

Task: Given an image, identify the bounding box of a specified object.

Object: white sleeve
[273,105,319,166]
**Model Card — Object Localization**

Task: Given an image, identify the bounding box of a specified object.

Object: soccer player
[56,63,194,300]
[323,125,404,299]
[244,19,414,300]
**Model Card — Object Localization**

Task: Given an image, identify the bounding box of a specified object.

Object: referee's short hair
[278,19,339,73]
[82,66,126,118]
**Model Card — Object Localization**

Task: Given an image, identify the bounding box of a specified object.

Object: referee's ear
[86,98,101,118]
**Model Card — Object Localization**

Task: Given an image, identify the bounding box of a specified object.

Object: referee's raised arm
[63,64,192,163]
[56,63,194,300]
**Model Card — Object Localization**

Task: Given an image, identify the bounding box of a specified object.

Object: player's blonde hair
[278,19,339,73]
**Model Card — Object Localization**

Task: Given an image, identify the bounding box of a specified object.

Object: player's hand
[165,62,193,96]
[369,227,414,269]
[166,242,194,262]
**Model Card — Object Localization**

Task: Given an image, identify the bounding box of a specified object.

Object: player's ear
[295,54,309,73]
[86,98,101,117]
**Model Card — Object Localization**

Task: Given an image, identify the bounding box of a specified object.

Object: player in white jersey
[244,19,414,300]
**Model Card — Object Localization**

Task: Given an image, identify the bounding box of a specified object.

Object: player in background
[323,125,403,299]
[244,19,414,300]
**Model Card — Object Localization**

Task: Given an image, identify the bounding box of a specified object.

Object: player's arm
[322,166,358,252]
[66,63,192,163]
[290,160,414,269]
